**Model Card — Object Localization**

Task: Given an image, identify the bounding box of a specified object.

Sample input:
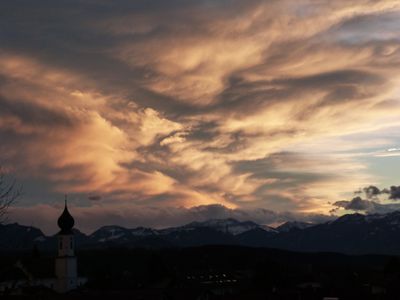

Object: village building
[0,199,87,294]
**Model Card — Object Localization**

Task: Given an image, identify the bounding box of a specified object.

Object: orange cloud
[1,0,400,230]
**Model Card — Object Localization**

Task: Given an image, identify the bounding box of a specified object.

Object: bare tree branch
[0,170,21,224]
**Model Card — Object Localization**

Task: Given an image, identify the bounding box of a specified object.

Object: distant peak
[334,213,365,223]
[181,218,268,235]
[276,221,314,232]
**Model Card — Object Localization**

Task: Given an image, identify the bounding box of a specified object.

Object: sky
[1,0,400,234]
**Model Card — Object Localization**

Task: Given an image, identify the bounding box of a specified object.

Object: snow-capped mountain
[275,221,314,233]
[268,211,400,254]
[168,218,276,235]
[90,225,131,243]
[89,225,159,243]
[7,211,400,254]
[130,227,159,236]
[0,218,277,250]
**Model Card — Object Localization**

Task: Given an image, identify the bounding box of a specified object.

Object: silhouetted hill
[236,228,276,247]
[268,211,400,254]
[0,223,46,250]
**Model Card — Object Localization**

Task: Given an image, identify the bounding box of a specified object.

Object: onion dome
[57,198,74,235]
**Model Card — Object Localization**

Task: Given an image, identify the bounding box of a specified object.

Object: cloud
[332,196,400,214]
[355,185,400,201]
[389,186,400,200]
[334,196,377,212]
[374,148,400,157]
[333,184,400,214]
[87,195,101,201]
[9,203,333,235]
[1,0,400,229]
[363,185,382,199]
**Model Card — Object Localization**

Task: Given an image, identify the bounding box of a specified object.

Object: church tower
[55,197,78,293]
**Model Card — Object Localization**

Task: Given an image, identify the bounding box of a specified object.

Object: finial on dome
[57,196,74,235]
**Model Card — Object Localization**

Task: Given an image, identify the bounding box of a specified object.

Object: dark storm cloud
[229,152,339,210]
[279,69,384,89]
[334,196,374,211]
[131,88,200,118]
[0,0,263,117]
[334,184,400,214]
[88,195,101,201]
[389,186,400,200]
[214,66,387,118]
[207,17,399,120]
[0,0,170,116]
[352,185,400,201]
[333,196,400,214]
[363,185,382,199]
[0,95,75,128]
[0,0,395,121]
[233,152,334,183]
[213,78,294,112]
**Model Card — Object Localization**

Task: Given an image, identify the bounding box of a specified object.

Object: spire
[57,195,75,235]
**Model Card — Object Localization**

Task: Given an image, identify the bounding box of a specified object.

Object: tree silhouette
[0,170,20,224]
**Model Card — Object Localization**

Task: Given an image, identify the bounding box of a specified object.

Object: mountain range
[3,211,400,255]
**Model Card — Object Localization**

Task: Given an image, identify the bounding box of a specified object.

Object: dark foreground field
[2,245,400,299]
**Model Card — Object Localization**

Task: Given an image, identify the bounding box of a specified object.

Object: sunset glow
[1,0,400,233]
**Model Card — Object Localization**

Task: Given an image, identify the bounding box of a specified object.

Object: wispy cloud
[1,0,400,229]
[374,147,400,157]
